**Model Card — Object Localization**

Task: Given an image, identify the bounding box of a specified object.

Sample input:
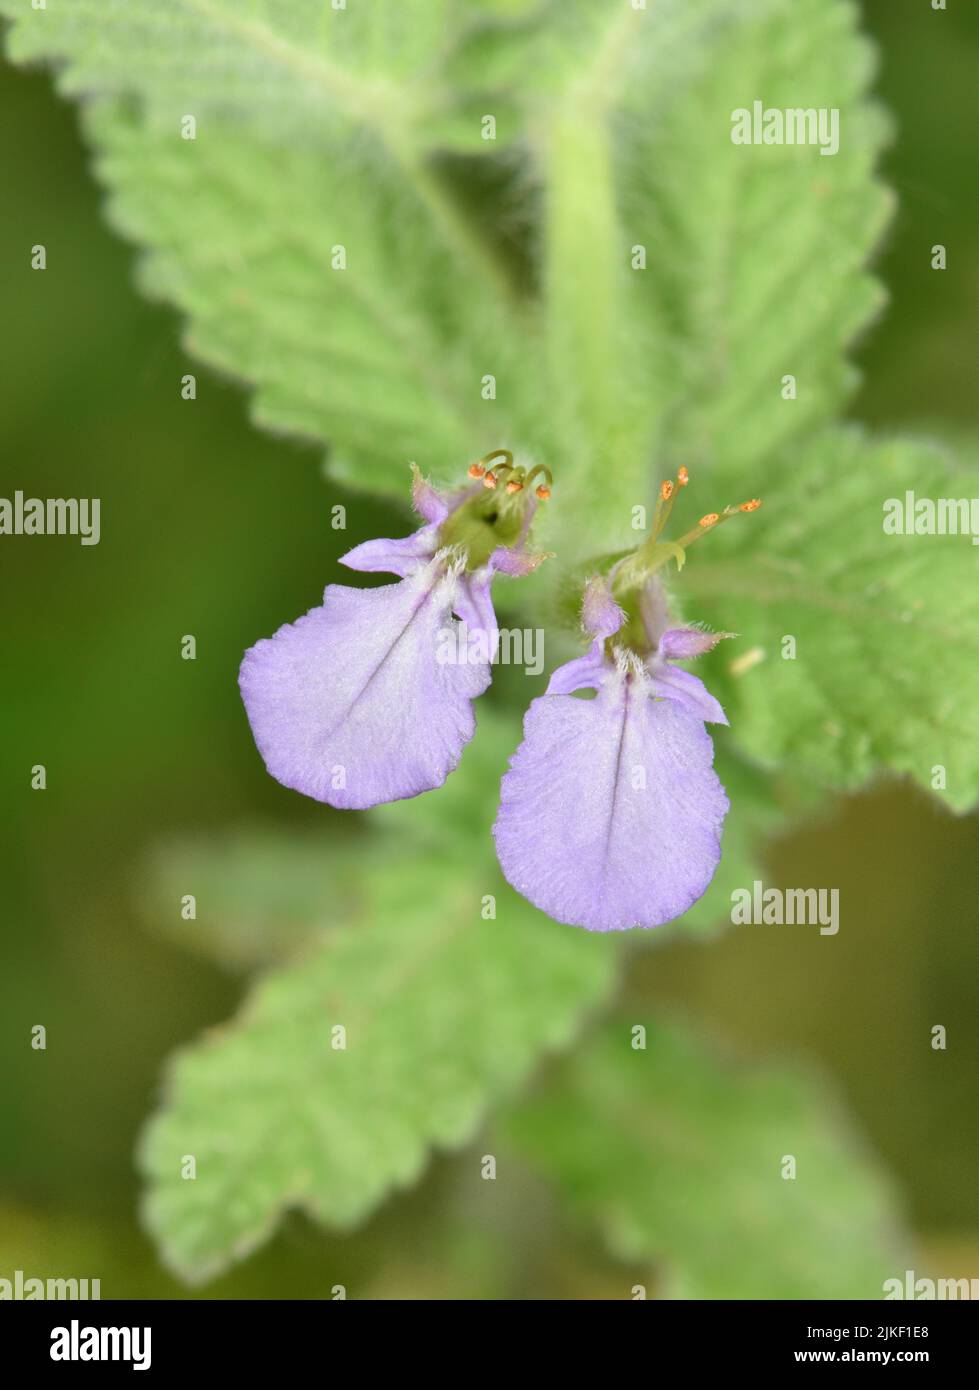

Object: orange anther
[739,498,762,512]
[483,471,498,488]
[699,512,720,527]
[505,480,524,494]
[469,463,486,479]
[535,485,551,501]
[677,466,689,487]
[661,480,674,500]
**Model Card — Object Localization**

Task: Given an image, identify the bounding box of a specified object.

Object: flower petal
[582,575,625,639]
[648,664,728,724]
[658,626,733,660]
[638,576,671,648]
[545,640,609,695]
[411,464,450,526]
[240,560,489,808]
[454,567,500,663]
[339,525,438,578]
[487,543,549,578]
[494,672,728,931]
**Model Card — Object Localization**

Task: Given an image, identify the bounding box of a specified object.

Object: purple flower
[493,575,732,932]
[240,458,546,809]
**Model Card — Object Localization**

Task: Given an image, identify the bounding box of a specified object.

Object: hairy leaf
[679,430,979,810]
[2,0,891,542]
[142,829,363,974]
[617,0,892,492]
[506,1014,908,1298]
[138,843,616,1282]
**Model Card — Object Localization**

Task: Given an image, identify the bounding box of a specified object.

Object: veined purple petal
[240,558,489,809]
[648,663,728,725]
[542,575,622,695]
[411,465,450,526]
[494,671,728,931]
[339,525,438,578]
[545,640,609,696]
[638,576,670,648]
[454,567,500,663]
[488,543,548,578]
[582,574,625,639]
[337,464,452,577]
[658,626,733,660]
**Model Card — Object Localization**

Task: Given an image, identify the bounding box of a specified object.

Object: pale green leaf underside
[138,842,616,1282]
[84,98,530,499]
[506,1015,907,1298]
[616,0,891,487]
[2,0,890,550]
[142,829,364,973]
[136,712,776,1280]
[678,429,979,810]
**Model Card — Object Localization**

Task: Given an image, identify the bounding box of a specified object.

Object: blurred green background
[1,1,977,1298]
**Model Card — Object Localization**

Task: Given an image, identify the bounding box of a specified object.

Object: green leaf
[506,1014,908,1298]
[533,0,892,552]
[1,0,892,534]
[82,98,530,500]
[137,712,618,1280]
[678,429,979,810]
[618,0,892,487]
[1,0,543,499]
[141,829,363,974]
[138,841,617,1282]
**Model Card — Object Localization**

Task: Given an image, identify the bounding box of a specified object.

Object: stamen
[484,462,520,494]
[671,498,762,552]
[475,448,513,473]
[524,464,554,501]
[637,478,763,575]
[474,453,554,501]
[651,473,681,540]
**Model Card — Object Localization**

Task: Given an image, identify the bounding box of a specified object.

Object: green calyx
[569,469,763,655]
[437,450,552,571]
[437,484,526,570]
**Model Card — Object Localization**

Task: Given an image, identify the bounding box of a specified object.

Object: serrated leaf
[81,98,530,500]
[4,0,466,144]
[138,847,617,1283]
[2,0,892,534]
[534,0,891,553]
[142,829,363,973]
[1,0,543,499]
[679,429,979,810]
[506,1014,908,1298]
[618,0,892,486]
